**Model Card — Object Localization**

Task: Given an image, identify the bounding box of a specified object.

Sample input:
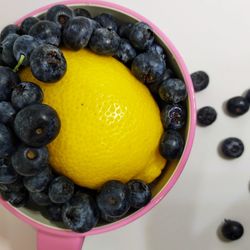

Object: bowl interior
[11,3,193,233]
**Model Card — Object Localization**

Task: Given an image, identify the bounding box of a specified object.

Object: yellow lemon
[20,49,166,189]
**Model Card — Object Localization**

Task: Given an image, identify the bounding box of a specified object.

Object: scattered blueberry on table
[221,137,244,159]
[221,219,244,241]
[197,106,217,126]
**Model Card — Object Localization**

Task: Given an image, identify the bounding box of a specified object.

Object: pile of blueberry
[0,5,188,232]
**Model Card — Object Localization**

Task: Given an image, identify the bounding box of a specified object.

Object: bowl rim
[0,0,196,237]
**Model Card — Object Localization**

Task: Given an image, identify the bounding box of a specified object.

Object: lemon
[20,49,166,189]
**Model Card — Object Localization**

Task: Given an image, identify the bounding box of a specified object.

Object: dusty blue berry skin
[1,33,19,67]
[226,96,249,116]
[0,177,24,193]
[30,44,66,83]
[0,159,18,184]
[221,137,244,159]
[23,166,53,192]
[161,104,186,130]
[49,176,74,204]
[30,191,51,206]
[160,130,184,159]
[0,101,16,124]
[62,193,99,232]
[46,4,74,28]
[11,144,48,176]
[97,180,130,222]
[149,68,174,94]
[129,22,154,51]
[94,13,118,32]
[147,43,166,61]
[197,106,217,126]
[191,71,209,92]
[29,21,61,47]
[0,123,15,158]
[1,188,28,207]
[63,17,93,50]
[89,28,120,55]
[159,78,187,103]
[13,35,40,66]
[0,66,20,101]
[73,8,91,18]
[114,38,137,65]
[131,52,166,85]
[118,23,133,39]
[47,204,62,221]
[127,179,151,209]
[20,17,39,34]
[11,82,43,110]
[0,24,22,42]
[14,104,61,147]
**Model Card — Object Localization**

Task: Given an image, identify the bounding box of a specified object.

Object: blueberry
[131,52,166,85]
[197,106,217,126]
[1,188,28,207]
[114,38,137,65]
[147,43,166,61]
[23,166,53,192]
[63,17,93,50]
[46,204,62,221]
[0,52,6,66]
[160,130,184,159]
[73,8,91,18]
[245,89,250,103]
[1,33,19,67]
[94,13,118,32]
[0,24,22,42]
[127,180,151,209]
[20,17,39,34]
[0,177,24,193]
[89,28,120,55]
[148,68,174,94]
[221,137,244,159]
[49,176,74,204]
[0,159,18,184]
[221,219,244,241]
[29,21,61,47]
[129,22,154,51]
[159,78,187,103]
[226,96,249,116]
[46,4,74,28]
[0,123,15,158]
[0,66,20,101]
[14,104,61,147]
[30,191,51,206]
[161,104,186,130]
[11,82,43,110]
[62,193,99,232]
[11,144,48,176]
[30,44,66,83]
[13,35,40,67]
[97,180,130,222]
[191,71,209,92]
[0,101,16,123]
[118,23,133,39]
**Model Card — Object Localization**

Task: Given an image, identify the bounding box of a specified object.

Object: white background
[0,0,250,249]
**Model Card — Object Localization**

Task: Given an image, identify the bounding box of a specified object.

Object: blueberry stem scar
[13,54,25,73]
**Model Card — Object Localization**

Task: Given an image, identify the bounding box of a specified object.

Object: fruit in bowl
[0,3,193,234]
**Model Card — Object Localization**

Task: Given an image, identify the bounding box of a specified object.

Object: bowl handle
[37,230,85,250]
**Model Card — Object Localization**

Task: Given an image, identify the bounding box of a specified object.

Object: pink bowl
[0,1,196,249]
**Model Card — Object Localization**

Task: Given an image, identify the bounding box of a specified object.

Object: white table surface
[1,0,250,249]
